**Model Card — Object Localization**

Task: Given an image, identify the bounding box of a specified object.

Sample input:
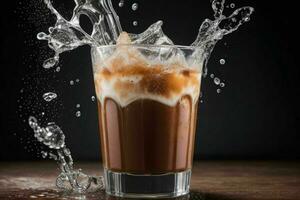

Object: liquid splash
[28,116,104,193]
[37,0,122,69]
[30,0,254,194]
[191,0,254,76]
[38,0,253,74]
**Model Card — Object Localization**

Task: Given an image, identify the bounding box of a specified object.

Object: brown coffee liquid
[97,95,198,174]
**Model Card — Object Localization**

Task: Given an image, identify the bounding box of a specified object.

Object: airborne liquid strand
[28,116,104,193]
[29,0,254,193]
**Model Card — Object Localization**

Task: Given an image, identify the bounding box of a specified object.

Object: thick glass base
[104,168,191,198]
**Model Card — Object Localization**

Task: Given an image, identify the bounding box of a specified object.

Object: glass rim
[93,44,202,50]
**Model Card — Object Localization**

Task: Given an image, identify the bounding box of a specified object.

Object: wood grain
[0,161,299,200]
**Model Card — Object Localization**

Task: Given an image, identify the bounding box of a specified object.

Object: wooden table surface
[0,161,299,200]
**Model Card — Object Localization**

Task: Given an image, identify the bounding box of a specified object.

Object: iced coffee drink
[92,33,202,198]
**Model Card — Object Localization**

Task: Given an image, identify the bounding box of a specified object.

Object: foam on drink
[93,32,202,107]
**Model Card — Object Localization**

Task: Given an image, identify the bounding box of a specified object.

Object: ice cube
[130,21,174,45]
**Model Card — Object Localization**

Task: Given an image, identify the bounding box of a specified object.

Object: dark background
[0,0,299,161]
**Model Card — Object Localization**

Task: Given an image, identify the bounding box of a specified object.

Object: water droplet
[118,0,124,7]
[133,21,138,26]
[43,57,58,69]
[43,92,57,102]
[76,111,81,117]
[220,59,226,65]
[30,195,38,198]
[76,104,80,108]
[70,80,74,85]
[20,88,24,93]
[214,77,221,85]
[28,116,38,129]
[220,82,225,87]
[41,151,48,158]
[132,3,138,11]
[48,27,54,33]
[230,3,235,8]
[217,89,221,93]
[42,112,45,116]
[56,67,61,72]
[245,17,250,22]
[37,32,47,40]
[75,79,80,83]
[91,96,96,102]
[210,74,215,78]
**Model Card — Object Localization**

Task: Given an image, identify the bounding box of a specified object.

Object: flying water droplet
[28,116,38,129]
[91,96,96,102]
[118,0,124,7]
[76,104,80,108]
[70,80,74,85]
[230,3,235,8]
[210,74,215,78]
[43,57,58,69]
[41,151,48,158]
[133,21,138,26]
[220,59,226,65]
[217,88,221,93]
[43,92,57,102]
[56,67,60,72]
[76,111,81,117]
[37,32,48,40]
[220,82,225,87]
[214,77,221,85]
[75,78,80,83]
[132,3,138,11]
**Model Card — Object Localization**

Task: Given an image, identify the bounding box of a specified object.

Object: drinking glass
[92,44,203,198]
